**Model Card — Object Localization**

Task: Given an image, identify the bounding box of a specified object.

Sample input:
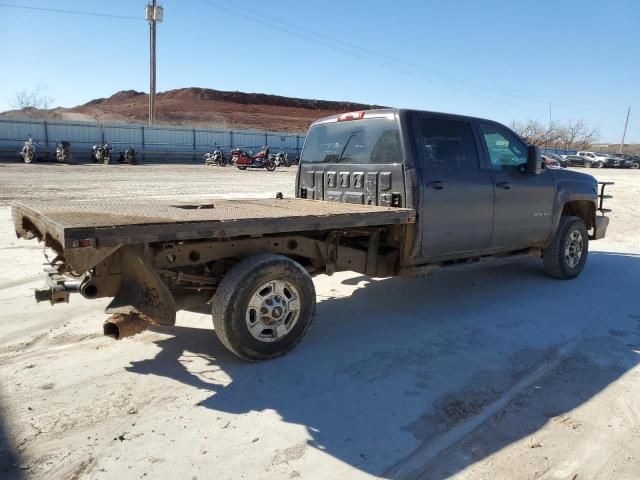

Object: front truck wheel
[543,215,589,279]
[211,254,316,361]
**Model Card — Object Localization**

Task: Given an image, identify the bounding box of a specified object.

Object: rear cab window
[301,116,402,165]
[414,116,480,170]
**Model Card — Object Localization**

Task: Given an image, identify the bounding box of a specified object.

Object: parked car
[544,152,567,167]
[601,154,634,169]
[541,154,561,169]
[544,153,567,168]
[613,153,640,169]
[563,155,589,168]
[576,151,608,168]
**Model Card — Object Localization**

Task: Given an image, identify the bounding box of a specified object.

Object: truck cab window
[301,117,402,164]
[417,118,479,169]
[479,123,527,170]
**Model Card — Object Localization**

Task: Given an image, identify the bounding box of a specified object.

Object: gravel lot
[0,163,639,480]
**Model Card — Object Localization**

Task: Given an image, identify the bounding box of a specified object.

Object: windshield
[301,117,402,164]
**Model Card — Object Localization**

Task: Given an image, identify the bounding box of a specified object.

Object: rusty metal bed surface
[12,198,415,248]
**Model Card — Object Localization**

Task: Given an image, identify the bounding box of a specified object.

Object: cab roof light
[337,111,366,122]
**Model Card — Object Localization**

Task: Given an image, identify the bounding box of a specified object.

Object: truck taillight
[71,238,95,248]
[337,111,365,122]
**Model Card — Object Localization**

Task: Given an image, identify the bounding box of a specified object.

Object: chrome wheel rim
[246,280,300,343]
[564,230,584,268]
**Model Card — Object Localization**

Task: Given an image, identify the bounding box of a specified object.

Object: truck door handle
[428,181,445,190]
[496,181,511,190]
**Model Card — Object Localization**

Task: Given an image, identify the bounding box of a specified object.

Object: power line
[0,2,141,20]
[198,0,620,115]
[194,0,536,110]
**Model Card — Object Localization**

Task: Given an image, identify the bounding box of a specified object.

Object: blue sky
[0,0,638,142]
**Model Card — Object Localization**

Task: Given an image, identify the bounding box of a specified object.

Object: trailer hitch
[34,269,81,304]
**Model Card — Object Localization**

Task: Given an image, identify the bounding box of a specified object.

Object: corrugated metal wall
[0,118,306,163]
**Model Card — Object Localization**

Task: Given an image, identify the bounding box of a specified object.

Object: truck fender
[549,189,596,244]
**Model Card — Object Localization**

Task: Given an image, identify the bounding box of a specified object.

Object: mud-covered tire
[211,254,316,361]
[543,216,589,279]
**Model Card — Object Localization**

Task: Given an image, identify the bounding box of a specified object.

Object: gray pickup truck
[12,109,612,361]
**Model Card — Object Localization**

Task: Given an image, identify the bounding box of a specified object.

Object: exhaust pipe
[104,312,150,339]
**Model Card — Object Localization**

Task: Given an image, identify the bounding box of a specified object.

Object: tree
[511,119,599,150]
[9,86,54,111]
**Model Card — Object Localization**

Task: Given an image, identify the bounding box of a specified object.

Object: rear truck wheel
[211,254,316,361]
[237,166,247,170]
[632,162,640,169]
[543,215,589,279]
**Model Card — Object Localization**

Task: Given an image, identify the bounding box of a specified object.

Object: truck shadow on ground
[127,251,640,478]
[0,393,25,480]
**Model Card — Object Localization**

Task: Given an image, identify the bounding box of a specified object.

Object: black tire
[237,166,247,170]
[219,157,228,167]
[543,216,589,279]
[632,162,640,169]
[211,254,316,361]
[265,160,276,172]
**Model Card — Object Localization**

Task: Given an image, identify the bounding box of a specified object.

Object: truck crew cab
[12,109,611,361]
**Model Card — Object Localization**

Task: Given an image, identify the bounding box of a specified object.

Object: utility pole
[619,106,631,154]
[145,2,163,125]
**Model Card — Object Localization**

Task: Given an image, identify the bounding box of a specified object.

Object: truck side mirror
[526,145,543,175]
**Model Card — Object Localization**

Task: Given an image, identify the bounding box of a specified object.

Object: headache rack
[597,181,614,215]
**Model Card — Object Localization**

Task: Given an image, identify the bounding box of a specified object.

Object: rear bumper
[593,215,609,240]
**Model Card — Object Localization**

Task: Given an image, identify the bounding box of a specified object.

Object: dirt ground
[0,163,639,480]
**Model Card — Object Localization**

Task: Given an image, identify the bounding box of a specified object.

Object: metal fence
[540,147,577,156]
[0,118,307,163]
[1,117,580,163]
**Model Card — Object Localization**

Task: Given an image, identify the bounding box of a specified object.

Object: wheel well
[562,201,595,229]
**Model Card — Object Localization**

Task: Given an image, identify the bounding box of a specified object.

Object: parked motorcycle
[91,143,114,165]
[18,134,36,164]
[204,148,228,167]
[118,147,138,165]
[56,141,75,164]
[233,146,276,171]
[270,151,291,167]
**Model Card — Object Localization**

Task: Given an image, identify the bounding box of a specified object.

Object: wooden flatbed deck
[12,198,415,248]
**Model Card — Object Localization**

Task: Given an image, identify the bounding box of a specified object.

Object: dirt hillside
[1,88,385,133]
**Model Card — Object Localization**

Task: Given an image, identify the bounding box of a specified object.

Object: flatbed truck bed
[13,197,414,249]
